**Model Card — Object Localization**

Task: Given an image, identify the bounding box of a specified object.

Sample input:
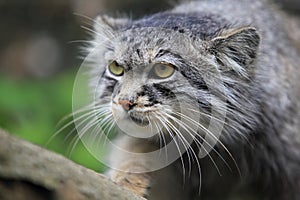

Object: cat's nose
[118,99,133,111]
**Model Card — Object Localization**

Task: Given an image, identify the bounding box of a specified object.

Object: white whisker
[164,112,223,177]
[173,111,241,176]
[154,112,187,183]
[152,114,168,160]
[158,112,202,191]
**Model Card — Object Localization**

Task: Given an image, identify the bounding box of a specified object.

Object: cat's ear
[94,15,130,32]
[209,27,260,76]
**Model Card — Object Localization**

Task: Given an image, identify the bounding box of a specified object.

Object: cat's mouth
[128,111,150,126]
[112,100,155,127]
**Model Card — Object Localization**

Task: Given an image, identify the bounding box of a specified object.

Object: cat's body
[86,0,300,199]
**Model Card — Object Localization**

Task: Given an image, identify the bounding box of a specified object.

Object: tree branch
[0,129,143,200]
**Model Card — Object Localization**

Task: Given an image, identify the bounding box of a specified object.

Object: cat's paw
[112,172,151,199]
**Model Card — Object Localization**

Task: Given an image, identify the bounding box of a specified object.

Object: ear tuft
[210,27,260,72]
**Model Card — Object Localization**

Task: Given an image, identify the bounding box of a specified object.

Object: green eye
[152,63,175,79]
[108,61,124,76]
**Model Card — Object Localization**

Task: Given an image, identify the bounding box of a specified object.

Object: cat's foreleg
[105,136,156,198]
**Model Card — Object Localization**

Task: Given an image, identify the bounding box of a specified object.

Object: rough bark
[0,129,143,200]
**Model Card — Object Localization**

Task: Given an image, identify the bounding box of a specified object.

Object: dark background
[0,0,299,172]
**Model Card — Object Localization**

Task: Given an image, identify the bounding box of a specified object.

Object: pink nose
[118,99,133,111]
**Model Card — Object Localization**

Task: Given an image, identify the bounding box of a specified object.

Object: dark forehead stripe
[180,66,208,91]
[160,52,209,91]
[124,13,230,40]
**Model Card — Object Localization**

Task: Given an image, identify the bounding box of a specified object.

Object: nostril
[118,99,133,111]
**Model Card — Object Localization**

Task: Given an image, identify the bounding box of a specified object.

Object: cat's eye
[152,63,175,79]
[108,61,124,76]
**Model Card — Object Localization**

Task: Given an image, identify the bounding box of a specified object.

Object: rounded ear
[209,27,260,76]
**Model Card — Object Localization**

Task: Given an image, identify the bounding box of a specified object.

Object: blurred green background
[0,0,299,173]
[0,0,171,173]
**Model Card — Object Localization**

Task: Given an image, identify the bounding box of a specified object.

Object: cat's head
[85,13,260,143]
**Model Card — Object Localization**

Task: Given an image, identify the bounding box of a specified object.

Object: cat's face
[87,14,260,142]
[94,28,205,137]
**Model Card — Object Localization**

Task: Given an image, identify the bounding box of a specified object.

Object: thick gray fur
[86,0,300,199]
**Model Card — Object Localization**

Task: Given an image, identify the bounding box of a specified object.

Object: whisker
[73,12,95,25]
[81,25,105,38]
[164,112,223,176]
[67,111,108,156]
[152,114,168,160]
[54,103,98,130]
[186,107,250,143]
[88,112,114,148]
[158,112,202,191]
[154,112,187,183]
[174,111,241,176]
[46,107,101,146]
[161,113,193,177]
[67,107,112,155]
[47,103,111,157]
[101,114,116,146]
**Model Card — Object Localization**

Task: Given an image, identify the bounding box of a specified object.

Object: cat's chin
[116,117,160,138]
[112,106,161,138]
[129,114,149,126]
